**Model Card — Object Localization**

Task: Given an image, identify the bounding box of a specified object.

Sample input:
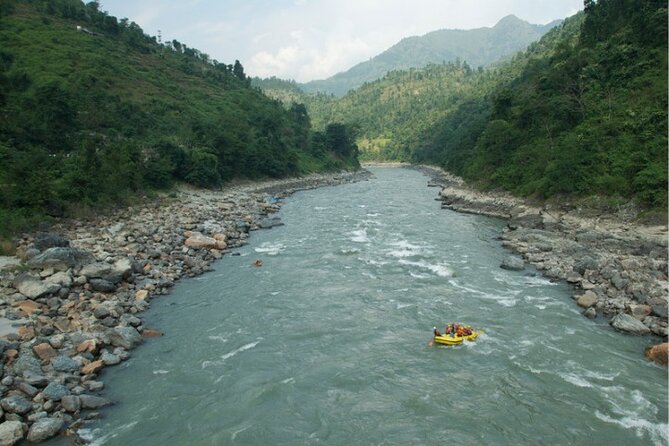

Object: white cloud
[103,0,583,82]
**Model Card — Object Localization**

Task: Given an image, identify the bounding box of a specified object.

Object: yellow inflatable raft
[433,330,480,346]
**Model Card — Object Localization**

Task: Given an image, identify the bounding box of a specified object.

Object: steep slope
[0,0,358,235]
[302,15,560,96]
[419,0,667,209]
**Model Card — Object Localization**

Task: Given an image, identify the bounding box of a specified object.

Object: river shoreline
[0,164,665,443]
[411,164,668,361]
[0,169,371,444]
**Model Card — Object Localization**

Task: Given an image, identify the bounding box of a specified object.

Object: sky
[101,0,583,83]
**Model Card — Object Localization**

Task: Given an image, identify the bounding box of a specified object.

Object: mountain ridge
[300,14,562,96]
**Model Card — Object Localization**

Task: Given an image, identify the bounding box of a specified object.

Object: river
[51,167,667,445]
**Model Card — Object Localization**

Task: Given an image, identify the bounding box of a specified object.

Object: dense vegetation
[301,15,559,97]
[419,0,667,208]
[0,0,359,236]
[261,0,667,211]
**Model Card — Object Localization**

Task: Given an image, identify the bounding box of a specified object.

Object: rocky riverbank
[0,169,371,444]
[413,165,668,365]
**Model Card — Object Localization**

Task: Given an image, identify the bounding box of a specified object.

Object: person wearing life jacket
[433,326,441,336]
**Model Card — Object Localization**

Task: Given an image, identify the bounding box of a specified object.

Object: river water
[53,167,667,445]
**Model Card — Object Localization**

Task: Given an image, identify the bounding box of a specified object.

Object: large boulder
[26,417,64,442]
[89,278,116,293]
[79,259,132,284]
[78,394,111,409]
[33,233,70,251]
[610,313,651,335]
[576,291,598,309]
[0,420,23,446]
[13,274,60,299]
[44,271,73,288]
[108,326,142,350]
[0,395,31,414]
[184,232,217,249]
[500,256,524,271]
[27,247,94,271]
[0,257,21,273]
[574,256,599,275]
[42,382,70,401]
[51,355,79,373]
[258,217,284,229]
[645,343,668,366]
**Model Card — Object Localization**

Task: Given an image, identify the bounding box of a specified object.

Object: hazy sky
[102,0,583,82]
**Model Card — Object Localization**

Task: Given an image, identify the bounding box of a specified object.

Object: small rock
[141,329,163,338]
[81,360,104,375]
[99,351,120,366]
[135,290,149,300]
[84,381,104,392]
[584,307,597,319]
[76,340,98,354]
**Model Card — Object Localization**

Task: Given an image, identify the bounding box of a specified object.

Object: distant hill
[301,15,561,96]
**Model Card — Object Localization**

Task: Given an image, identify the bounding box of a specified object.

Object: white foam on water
[448,280,517,306]
[220,341,260,362]
[399,259,453,277]
[79,421,139,446]
[203,341,260,369]
[409,272,431,279]
[350,229,369,243]
[386,240,430,258]
[207,335,228,342]
[231,423,253,441]
[254,242,285,256]
[366,213,380,217]
[559,372,593,388]
[270,291,280,296]
[396,302,412,310]
[595,411,668,446]
[153,370,169,375]
[358,257,389,266]
[281,377,295,384]
[314,206,330,210]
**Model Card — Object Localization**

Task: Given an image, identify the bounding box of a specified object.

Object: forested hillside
[0,0,359,236]
[417,0,667,209]
[286,0,666,211]
[301,15,560,96]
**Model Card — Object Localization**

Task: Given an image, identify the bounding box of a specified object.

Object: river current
[52,167,667,445]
